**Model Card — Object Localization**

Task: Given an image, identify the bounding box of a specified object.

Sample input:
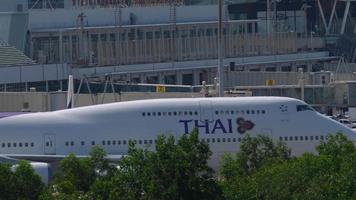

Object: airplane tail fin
[66,75,75,109]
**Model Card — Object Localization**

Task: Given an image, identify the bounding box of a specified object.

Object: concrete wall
[0,64,69,84]
[0,92,203,112]
[0,92,48,112]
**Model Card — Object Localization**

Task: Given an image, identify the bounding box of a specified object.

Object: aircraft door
[199,100,214,122]
[44,134,56,155]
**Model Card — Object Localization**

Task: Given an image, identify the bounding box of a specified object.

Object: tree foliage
[0,161,44,200]
[109,129,221,200]
[40,129,221,200]
[220,133,356,200]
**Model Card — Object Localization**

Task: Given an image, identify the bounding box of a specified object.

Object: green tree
[13,160,44,200]
[220,133,356,200]
[51,153,95,194]
[220,135,292,200]
[0,163,16,200]
[109,129,222,200]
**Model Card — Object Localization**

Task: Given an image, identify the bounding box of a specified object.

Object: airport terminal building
[0,0,355,111]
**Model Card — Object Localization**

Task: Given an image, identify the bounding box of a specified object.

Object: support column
[193,70,200,85]
[140,73,146,83]
[69,34,73,62]
[88,33,93,65]
[59,31,63,64]
[316,0,328,33]
[327,0,338,34]
[307,63,312,72]
[158,72,165,84]
[341,0,351,34]
[176,71,183,85]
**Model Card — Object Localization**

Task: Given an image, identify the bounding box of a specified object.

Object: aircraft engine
[12,162,52,184]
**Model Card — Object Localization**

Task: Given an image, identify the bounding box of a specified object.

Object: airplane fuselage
[0,97,354,168]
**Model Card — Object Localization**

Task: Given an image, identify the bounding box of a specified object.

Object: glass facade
[28,0,64,9]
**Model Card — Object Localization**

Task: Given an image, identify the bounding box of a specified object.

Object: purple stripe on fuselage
[0,112,30,119]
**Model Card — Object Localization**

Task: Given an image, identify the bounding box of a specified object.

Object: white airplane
[0,97,355,183]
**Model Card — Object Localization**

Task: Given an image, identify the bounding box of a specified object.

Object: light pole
[217,0,224,97]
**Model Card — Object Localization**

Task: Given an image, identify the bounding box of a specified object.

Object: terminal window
[28,0,64,9]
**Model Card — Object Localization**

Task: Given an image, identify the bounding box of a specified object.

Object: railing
[72,0,185,8]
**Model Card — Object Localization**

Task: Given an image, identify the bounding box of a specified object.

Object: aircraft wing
[1,154,125,163]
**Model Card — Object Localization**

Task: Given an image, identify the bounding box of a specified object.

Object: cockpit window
[296,105,314,112]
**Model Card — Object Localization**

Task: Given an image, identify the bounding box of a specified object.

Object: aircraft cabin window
[46,142,49,147]
[262,110,266,114]
[178,111,182,116]
[149,140,153,144]
[206,138,210,143]
[320,136,324,140]
[153,112,156,116]
[230,111,234,115]
[31,142,34,147]
[163,112,166,116]
[147,112,151,116]
[25,143,28,147]
[289,136,293,141]
[173,112,177,116]
[241,110,245,114]
[158,112,161,116]
[144,140,147,144]
[284,136,288,141]
[220,111,224,115]
[102,141,106,145]
[257,110,260,114]
[212,138,215,143]
[184,111,188,115]
[252,110,255,114]
[13,143,17,147]
[81,141,85,146]
[315,136,319,140]
[139,140,142,144]
[233,138,236,142]
[142,112,146,116]
[217,138,221,143]
[279,137,283,141]
[215,111,219,115]
[300,136,303,141]
[7,143,11,147]
[305,136,308,140]
[294,136,298,141]
[246,110,250,114]
[92,141,95,145]
[195,111,198,115]
[118,140,121,145]
[70,141,74,146]
[222,138,226,142]
[2,143,4,148]
[228,138,231,142]
[107,141,111,145]
[19,143,22,147]
[296,105,313,112]
[113,141,116,145]
[65,142,69,146]
[225,111,229,115]
[168,112,172,116]
[189,111,193,115]
[201,138,205,142]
